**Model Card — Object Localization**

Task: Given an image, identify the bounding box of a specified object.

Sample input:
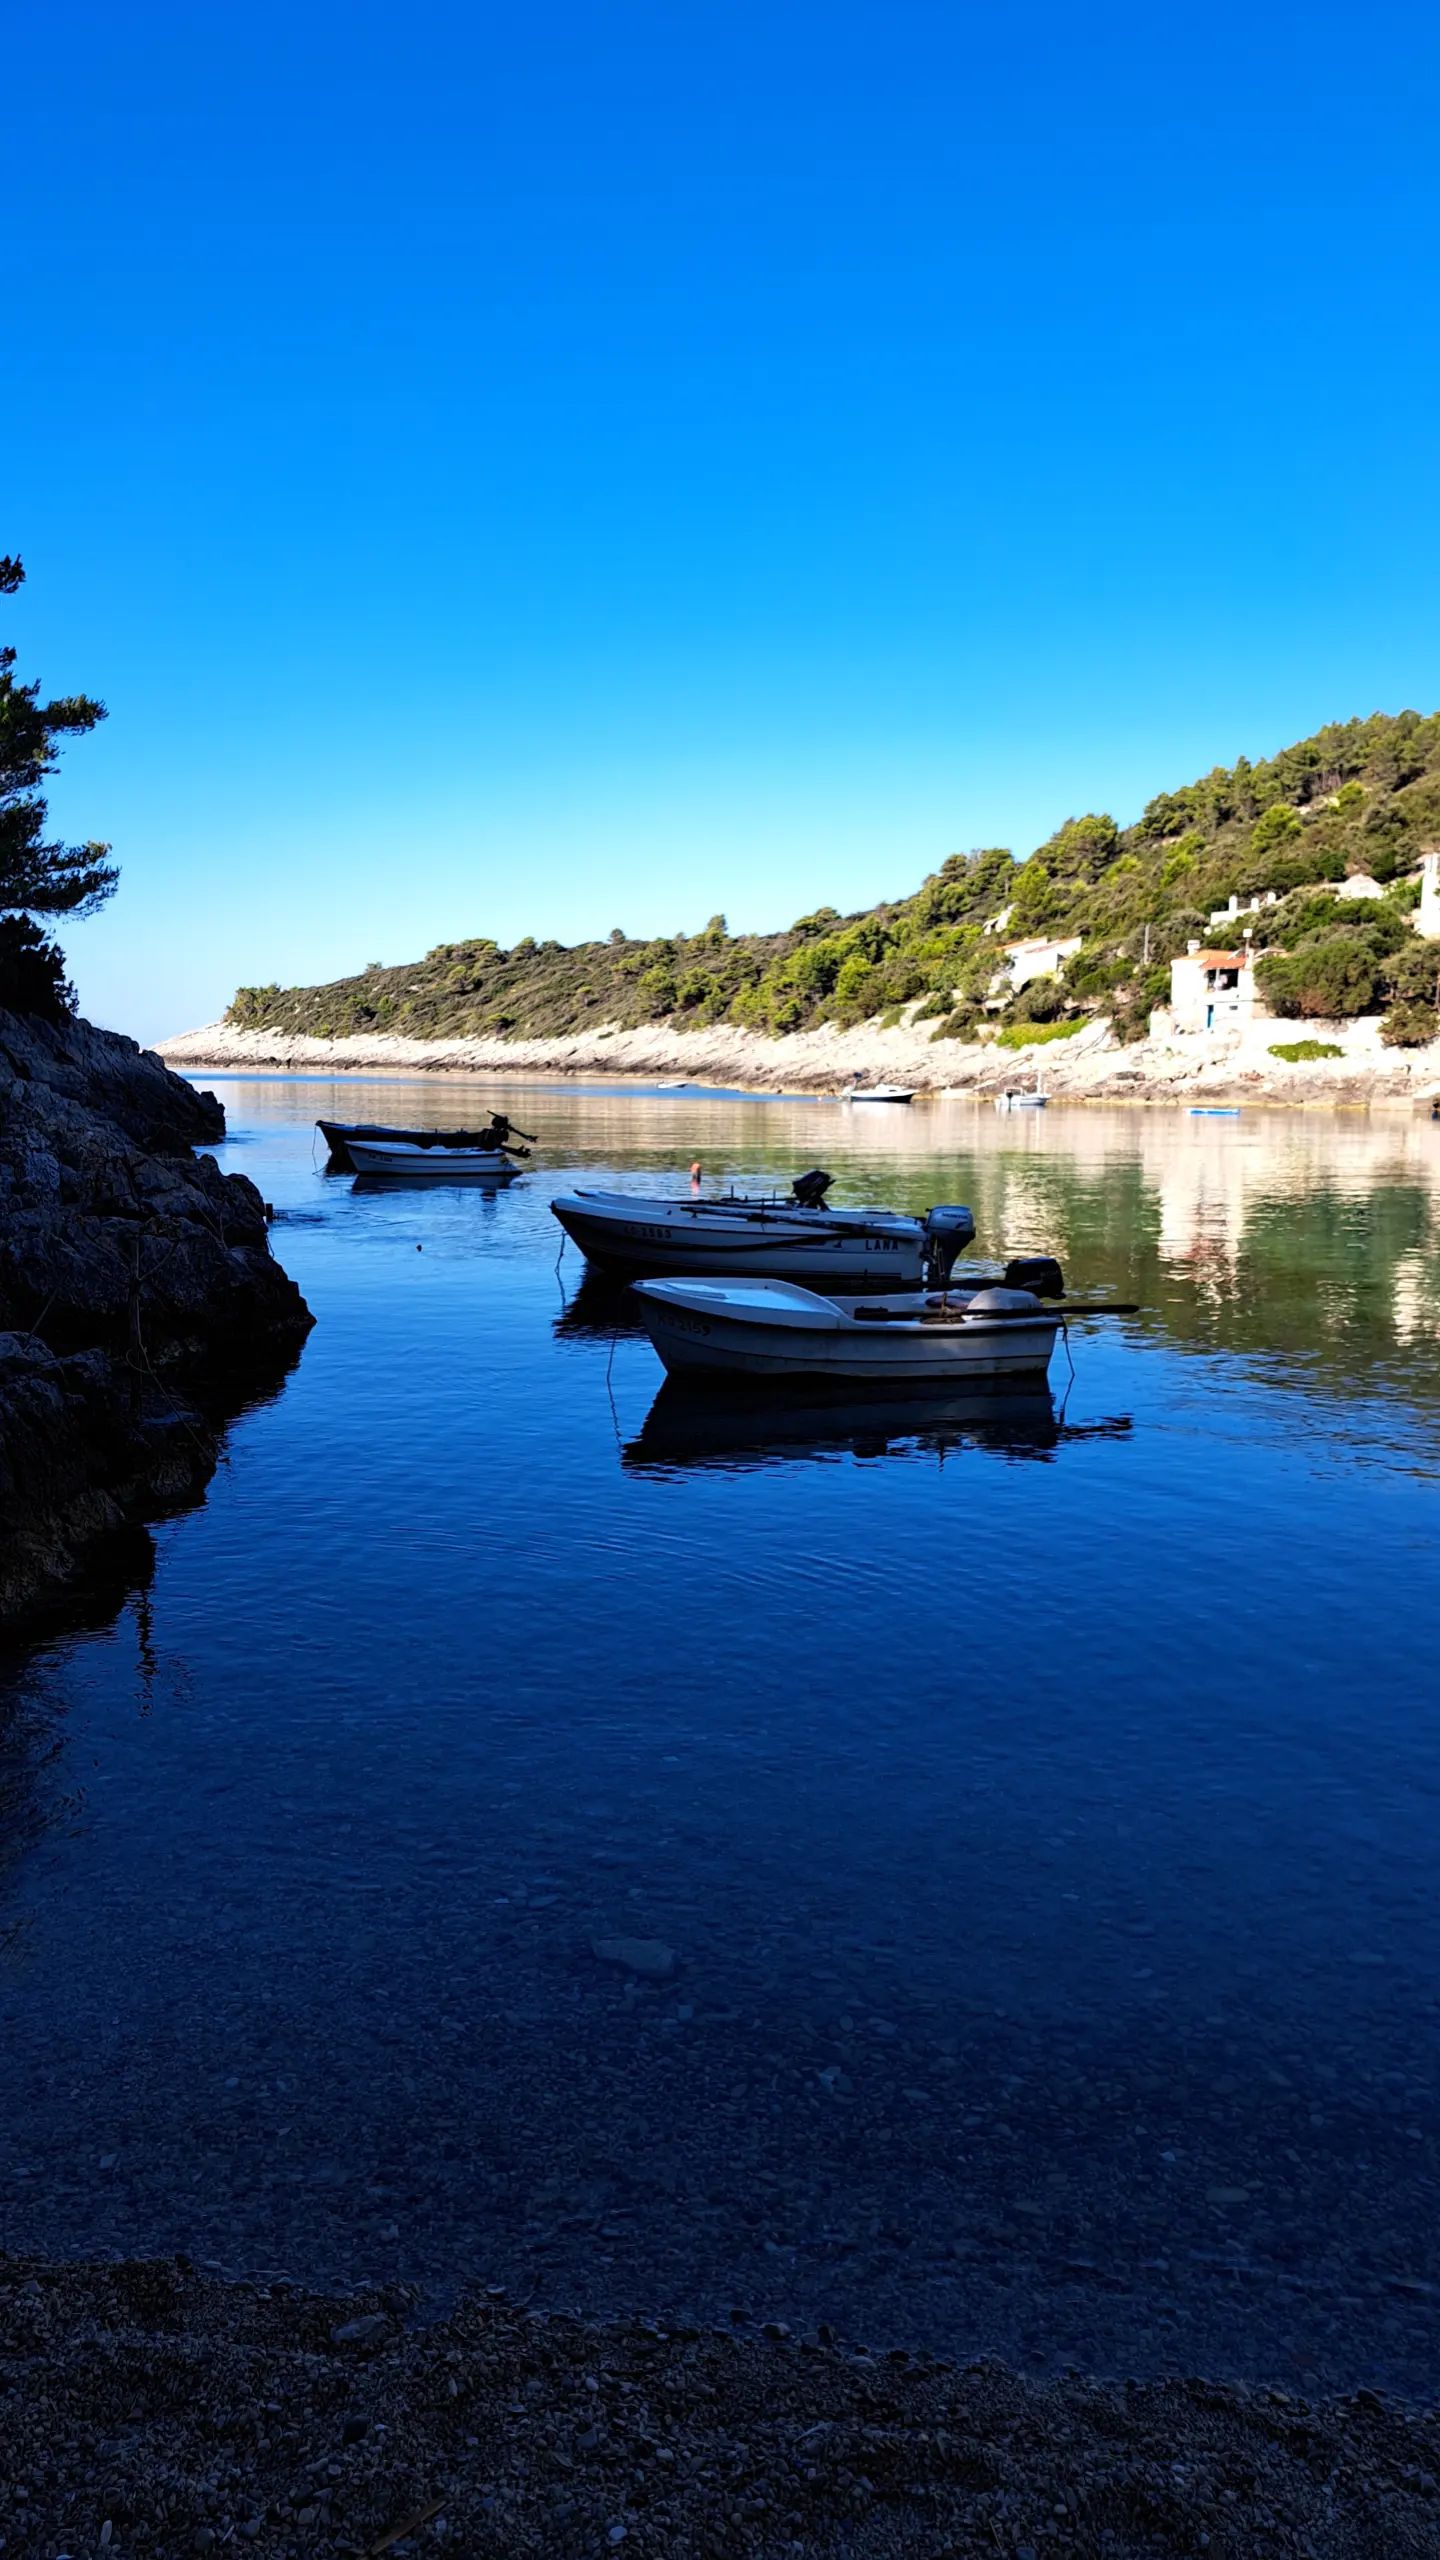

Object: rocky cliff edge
[0,1009,313,1629]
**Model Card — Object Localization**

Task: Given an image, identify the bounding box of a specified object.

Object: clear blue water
[4,1077,1440,2392]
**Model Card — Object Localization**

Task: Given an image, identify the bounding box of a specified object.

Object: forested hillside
[228,712,1440,1048]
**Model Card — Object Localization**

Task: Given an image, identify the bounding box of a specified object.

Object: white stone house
[1002,933,1083,992]
[1169,941,1267,1036]
[1208,876,1384,934]
[1208,889,1283,930]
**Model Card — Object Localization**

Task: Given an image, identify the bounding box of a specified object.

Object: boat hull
[632,1279,1059,1384]
[345,1139,521,1176]
[550,1192,929,1286]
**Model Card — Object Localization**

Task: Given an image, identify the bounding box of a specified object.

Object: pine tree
[0,556,115,1016]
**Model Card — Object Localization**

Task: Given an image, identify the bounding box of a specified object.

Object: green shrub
[830,952,882,1021]
[996,1015,1088,1048]
[1005,972,1066,1025]
[1255,934,1381,1018]
[1380,1000,1440,1049]
[1268,1039,1345,1061]
[929,1003,984,1041]
[1063,951,1126,1000]
[227,981,284,1026]
[1159,831,1205,886]
[1007,857,1055,929]
[1249,802,1303,858]
[1040,812,1121,880]
[1388,941,1440,1001]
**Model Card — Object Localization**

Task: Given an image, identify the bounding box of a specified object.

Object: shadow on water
[0,1344,307,1935]
[349,1169,522,1193]
[623,1376,1134,1476]
[552,1267,649,1340]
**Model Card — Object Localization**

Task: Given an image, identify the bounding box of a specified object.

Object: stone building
[1168,941,1266,1036]
[1002,933,1083,992]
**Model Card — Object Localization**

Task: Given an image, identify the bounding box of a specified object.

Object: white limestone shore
[157,1010,1440,1107]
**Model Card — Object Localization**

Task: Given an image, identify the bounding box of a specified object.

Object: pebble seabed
[5,2254,1440,2557]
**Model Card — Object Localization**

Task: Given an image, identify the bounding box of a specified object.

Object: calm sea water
[4,1077,1440,2392]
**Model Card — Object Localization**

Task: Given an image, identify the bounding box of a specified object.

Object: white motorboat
[345,1138,524,1177]
[631,1276,1063,1383]
[550,1178,976,1288]
[994,1070,1047,1113]
[841,1084,914,1103]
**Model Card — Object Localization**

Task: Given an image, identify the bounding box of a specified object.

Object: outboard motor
[1004,1254,1065,1298]
[790,1168,835,1209]
[922,1203,977,1286]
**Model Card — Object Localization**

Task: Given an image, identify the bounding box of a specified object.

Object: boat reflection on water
[624,1376,1132,1476]
[350,1169,518,1194]
[553,1271,651,1341]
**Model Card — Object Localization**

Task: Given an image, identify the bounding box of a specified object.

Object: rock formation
[0,1007,312,1628]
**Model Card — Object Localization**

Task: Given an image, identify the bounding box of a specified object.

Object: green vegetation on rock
[227,712,1440,1047]
[1268,1039,1345,1062]
[996,1016,1090,1049]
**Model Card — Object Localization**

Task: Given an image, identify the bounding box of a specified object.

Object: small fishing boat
[345,1137,524,1177]
[995,1066,1047,1112]
[1188,1106,1240,1118]
[318,1115,535,1170]
[550,1173,976,1288]
[631,1276,1065,1383]
[841,1084,914,1104]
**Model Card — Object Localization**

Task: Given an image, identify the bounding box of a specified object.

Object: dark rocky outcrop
[0,1007,312,1628]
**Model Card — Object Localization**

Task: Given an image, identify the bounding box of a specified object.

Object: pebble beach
[7,2253,1440,2557]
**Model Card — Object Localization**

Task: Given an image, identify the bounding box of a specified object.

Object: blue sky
[10,0,1440,1039]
